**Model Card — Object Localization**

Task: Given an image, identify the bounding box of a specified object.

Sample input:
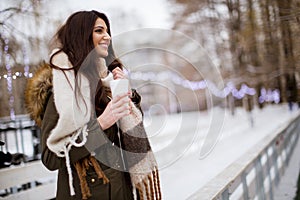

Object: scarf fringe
[134,166,162,200]
[74,159,90,199]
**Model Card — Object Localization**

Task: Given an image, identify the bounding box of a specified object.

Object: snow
[1,103,299,199]
[145,104,300,199]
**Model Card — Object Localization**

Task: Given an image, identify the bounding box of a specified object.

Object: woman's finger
[113,72,125,79]
[112,67,127,79]
[111,100,130,114]
[112,67,122,73]
[111,93,129,105]
[113,103,130,114]
[111,94,130,114]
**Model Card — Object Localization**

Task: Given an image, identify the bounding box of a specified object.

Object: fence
[0,115,41,161]
[188,113,300,200]
[0,115,56,199]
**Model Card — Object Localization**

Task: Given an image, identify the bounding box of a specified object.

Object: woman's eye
[95,29,103,33]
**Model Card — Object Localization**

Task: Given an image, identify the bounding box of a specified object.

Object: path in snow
[145,104,300,199]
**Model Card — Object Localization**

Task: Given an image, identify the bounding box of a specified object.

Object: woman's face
[93,18,111,57]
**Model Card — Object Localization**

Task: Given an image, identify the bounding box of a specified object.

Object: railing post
[255,156,265,200]
[13,121,19,153]
[271,144,280,186]
[222,188,229,200]
[265,148,274,200]
[0,131,3,151]
[4,127,8,152]
[242,171,249,200]
[19,119,25,154]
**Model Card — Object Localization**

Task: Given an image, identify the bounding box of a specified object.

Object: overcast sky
[45,0,173,34]
[0,0,174,63]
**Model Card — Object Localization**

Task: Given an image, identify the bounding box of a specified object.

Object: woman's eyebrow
[94,25,106,29]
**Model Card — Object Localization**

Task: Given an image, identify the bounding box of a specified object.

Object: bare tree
[0,0,55,118]
[168,0,300,108]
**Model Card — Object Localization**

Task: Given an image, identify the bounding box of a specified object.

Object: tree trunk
[276,0,295,102]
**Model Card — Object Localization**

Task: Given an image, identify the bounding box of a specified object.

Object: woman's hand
[112,67,132,96]
[97,93,131,130]
[112,67,127,80]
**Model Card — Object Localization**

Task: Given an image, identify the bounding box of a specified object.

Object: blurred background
[0,0,299,118]
[0,0,300,199]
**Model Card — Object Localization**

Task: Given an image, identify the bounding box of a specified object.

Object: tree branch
[0,7,22,14]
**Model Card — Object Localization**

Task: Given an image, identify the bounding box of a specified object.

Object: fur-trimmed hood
[24,50,106,127]
[25,62,52,127]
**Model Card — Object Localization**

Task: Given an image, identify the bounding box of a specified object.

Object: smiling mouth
[99,43,109,48]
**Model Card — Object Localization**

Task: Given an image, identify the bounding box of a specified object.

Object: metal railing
[0,115,41,161]
[188,114,300,200]
[0,115,56,199]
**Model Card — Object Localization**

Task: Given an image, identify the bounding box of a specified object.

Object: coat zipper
[116,121,126,170]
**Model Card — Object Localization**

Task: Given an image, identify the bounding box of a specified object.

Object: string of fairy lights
[3,35,15,120]
[129,71,280,103]
[1,42,280,121]
[1,62,280,115]
[1,32,32,120]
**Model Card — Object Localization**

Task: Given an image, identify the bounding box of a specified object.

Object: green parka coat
[41,91,141,200]
[41,92,139,200]
[25,63,141,200]
[25,56,143,199]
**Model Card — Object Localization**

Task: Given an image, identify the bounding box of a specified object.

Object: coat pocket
[86,171,110,200]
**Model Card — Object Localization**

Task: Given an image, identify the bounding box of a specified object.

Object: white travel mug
[109,79,129,98]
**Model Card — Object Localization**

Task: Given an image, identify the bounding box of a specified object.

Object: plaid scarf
[101,72,162,199]
[116,94,162,200]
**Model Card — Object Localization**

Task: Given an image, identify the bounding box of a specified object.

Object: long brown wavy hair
[49,10,122,116]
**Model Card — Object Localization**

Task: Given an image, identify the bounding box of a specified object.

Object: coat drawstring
[65,124,89,196]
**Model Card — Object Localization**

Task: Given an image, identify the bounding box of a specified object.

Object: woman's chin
[97,51,108,58]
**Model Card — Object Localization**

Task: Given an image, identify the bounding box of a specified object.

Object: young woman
[29,10,162,199]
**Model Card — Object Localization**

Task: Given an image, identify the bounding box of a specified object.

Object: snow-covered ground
[145,104,300,200]
[1,103,299,199]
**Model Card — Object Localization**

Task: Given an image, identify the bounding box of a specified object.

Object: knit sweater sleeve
[131,89,143,115]
[41,94,107,171]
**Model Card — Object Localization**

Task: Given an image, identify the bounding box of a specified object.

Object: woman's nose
[104,32,111,40]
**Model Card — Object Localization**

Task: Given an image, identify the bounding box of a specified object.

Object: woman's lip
[99,43,109,47]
